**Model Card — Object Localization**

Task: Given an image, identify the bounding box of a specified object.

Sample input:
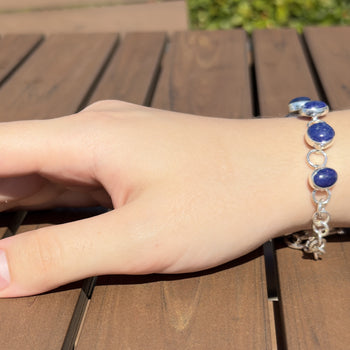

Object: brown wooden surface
[253,27,350,349]
[152,30,253,118]
[253,28,319,117]
[77,30,271,350]
[0,34,42,85]
[78,256,269,350]
[88,32,166,105]
[0,28,349,349]
[0,33,117,121]
[304,26,350,111]
[276,236,350,350]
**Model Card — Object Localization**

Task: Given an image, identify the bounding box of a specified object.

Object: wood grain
[253,27,350,349]
[0,33,117,121]
[253,28,319,117]
[152,30,253,118]
[88,32,166,105]
[77,30,271,350]
[78,255,270,350]
[304,26,350,111]
[0,34,42,85]
[276,237,350,350]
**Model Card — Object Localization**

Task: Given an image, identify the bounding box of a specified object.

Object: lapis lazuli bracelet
[285,97,341,260]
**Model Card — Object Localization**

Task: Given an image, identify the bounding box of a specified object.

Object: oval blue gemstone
[307,122,335,143]
[289,97,310,104]
[301,100,329,117]
[312,168,337,189]
[304,101,327,109]
[288,97,311,114]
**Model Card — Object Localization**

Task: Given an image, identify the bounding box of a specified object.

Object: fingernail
[0,249,10,290]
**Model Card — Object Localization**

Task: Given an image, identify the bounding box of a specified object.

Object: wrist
[223,116,319,239]
[224,109,350,239]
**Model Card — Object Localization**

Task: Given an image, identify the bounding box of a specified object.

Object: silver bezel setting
[305,121,335,150]
[300,101,329,118]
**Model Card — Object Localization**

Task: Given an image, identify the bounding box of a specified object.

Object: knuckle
[82,99,131,112]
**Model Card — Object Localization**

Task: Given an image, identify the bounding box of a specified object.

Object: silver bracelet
[285,97,344,260]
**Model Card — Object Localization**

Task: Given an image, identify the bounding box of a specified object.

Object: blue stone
[289,97,310,104]
[304,101,327,109]
[301,100,329,117]
[307,122,335,143]
[312,168,337,189]
[288,97,311,113]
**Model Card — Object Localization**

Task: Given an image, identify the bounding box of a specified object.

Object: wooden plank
[0,212,27,240]
[0,33,118,349]
[276,236,350,350]
[0,212,27,241]
[88,32,166,105]
[0,33,118,121]
[253,27,350,349]
[78,255,269,349]
[0,34,42,85]
[78,30,271,350]
[253,28,319,117]
[304,26,350,111]
[152,30,253,118]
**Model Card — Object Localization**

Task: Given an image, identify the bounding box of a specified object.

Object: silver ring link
[312,189,331,206]
[312,210,330,225]
[307,149,328,168]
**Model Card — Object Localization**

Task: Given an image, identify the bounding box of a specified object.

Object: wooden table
[0,27,349,350]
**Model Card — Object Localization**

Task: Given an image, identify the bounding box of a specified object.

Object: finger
[0,117,99,186]
[0,201,168,297]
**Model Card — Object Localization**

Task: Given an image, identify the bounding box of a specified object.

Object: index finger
[0,116,99,187]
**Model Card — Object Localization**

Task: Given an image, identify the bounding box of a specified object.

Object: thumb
[0,203,164,297]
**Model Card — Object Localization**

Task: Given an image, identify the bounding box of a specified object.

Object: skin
[0,100,348,297]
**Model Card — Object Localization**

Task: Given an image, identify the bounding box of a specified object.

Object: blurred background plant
[188,0,350,33]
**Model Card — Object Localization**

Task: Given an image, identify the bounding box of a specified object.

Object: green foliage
[188,0,350,33]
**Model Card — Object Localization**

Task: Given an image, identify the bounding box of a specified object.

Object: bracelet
[285,97,342,260]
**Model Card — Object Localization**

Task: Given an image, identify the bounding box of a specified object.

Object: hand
[0,100,314,297]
